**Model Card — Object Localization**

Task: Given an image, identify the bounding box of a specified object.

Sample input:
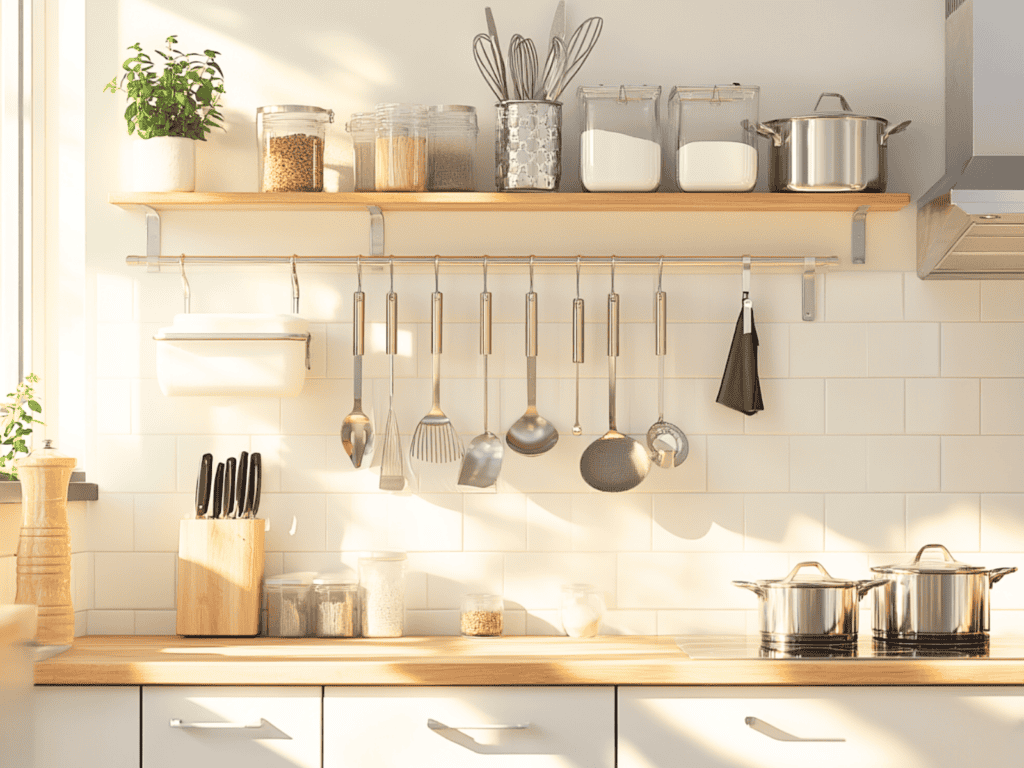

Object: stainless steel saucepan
[734,561,887,647]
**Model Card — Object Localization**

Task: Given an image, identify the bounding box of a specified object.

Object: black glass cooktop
[675,635,1024,660]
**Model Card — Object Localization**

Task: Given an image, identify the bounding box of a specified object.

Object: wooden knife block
[176,519,264,636]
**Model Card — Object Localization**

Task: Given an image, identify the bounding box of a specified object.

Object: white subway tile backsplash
[261,494,327,552]
[789,324,867,378]
[904,277,980,322]
[825,272,903,322]
[325,494,390,552]
[708,435,789,492]
[464,493,527,552]
[943,437,1024,493]
[387,494,463,552]
[756,324,791,380]
[89,611,136,635]
[826,379,904,434]
[790,436,866,492]
[137,381,280,436]
[867,323,939,377]
[134,494,192,552]
[692,379,745,434]
[981,282,1024,321]
[641,435,708,493]
[281,379,357,436]
[415,552,504,608]
[981,495,1024,552]
[602,610,658,636]
[867,436,941,492]
[96,323,142,378]
[85,495,134,552]
[134,611,177,635]
[96,380,132,435]
[906,379,979,435]
[526,495,573,552]
[652,494,744,552]
[825,494,906,552]
[744,494,824,552]
[504,553,616,610]
[906,494,981,552]
[981,379,1024,435]
[943,324,1024,377]
[745,379,824,435]
[571,494,652,552]
[94,435,177,492]
[94,553,175,610]
[657,610,748,636]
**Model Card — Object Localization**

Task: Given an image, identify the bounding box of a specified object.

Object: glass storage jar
[668,85,760,192]
[345,111,377,192]
[312,574,360,638]
[460,594,504,637]
[257,105,334,193]
[428,105,478,191]
[265,571,316,637]
[560,583,605,638]
[578,85,662,192]
[359,551,407,637]
[375,103,428,192]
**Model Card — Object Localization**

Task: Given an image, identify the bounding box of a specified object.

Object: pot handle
[814,92,853,113]
[913,543,956,564]
[989,567,1018,587]
[880,120,912,146]
[732,580,766,599]
[755,122,783,147]
[855,579,889,600]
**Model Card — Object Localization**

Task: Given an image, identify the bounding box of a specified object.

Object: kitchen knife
[236,450,249,520]
[224,457,236,519]
[549,0,566,45]
[195,453,213,518]
[211,462,225,519]
[249,453,262,519]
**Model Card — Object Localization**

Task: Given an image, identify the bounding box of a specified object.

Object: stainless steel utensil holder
[495,101,562,191]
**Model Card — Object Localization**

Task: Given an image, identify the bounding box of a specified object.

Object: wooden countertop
[33,635,1024,686]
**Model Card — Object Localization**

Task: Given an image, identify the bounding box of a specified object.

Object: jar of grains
[375,103,428,191]
[359,551,407,637]
[257,105,334,193]
[345,112,377,192]
[427,105,478,191]
[265,572,316,637]
[312,574,360,638]
[460,593,503,637]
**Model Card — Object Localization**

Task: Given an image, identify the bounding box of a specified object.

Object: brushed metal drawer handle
[427,719,530,731]
[170,718,265,730]
[745,717,845,743]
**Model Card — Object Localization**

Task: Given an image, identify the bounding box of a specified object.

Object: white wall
[4,0,1023,637]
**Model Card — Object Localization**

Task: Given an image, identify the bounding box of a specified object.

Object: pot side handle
[855,578,889,600]
[755,123,783,147]
[989,567,1018,587]
[732,580,766,599]
[881,120,912,146]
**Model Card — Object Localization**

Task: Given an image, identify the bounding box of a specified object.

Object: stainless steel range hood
[918,0,1024,278]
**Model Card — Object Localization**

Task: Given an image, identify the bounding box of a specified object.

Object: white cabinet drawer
[619,686,1024,768]
[143,686,320,768]
[34,686,140,768]
[325,686,614,768]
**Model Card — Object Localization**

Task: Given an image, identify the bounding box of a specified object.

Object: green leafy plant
[0,373,43,481]
[103,35,225,140]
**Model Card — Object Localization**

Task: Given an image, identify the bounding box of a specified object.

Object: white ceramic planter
[131,136,196,192]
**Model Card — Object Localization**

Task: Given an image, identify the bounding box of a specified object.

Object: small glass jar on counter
[265,572,316,637]
[578,85,662,192]
[359,551,407,637]
[460,594,504,637]
[375,103,428,192]
[428,105,478,191]
[668,85,760,192]
[345,112,377,192]
[257,105,334,193]
[560,584,605,638]
[313,574,360,638]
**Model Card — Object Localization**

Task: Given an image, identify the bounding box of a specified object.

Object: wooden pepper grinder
[15,439,77,646]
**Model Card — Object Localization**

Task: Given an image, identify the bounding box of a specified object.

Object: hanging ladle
[580,258,651,492]
[646,259,688,468]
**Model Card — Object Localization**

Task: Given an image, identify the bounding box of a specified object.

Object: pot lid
[871,544,988,575]
[751,561,862,589]
[765,91,888,125]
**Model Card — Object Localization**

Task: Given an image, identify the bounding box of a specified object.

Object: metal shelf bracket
[368,205,385,257]
[851,205,869,265]
[142,205,162,272]
[802,257,817,321]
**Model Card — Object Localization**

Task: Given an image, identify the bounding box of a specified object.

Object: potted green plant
[0,373,43,481]
[104,35,225,192]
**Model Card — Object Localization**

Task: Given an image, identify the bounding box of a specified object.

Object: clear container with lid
[375,103,428,192]
[265,571,316,637]
[312,574,360,637]
[560,584,605,638]
[428,105,478,191]
[345,112,377,192]
[358,551,407,637]
[668,85,760,192]
[460,593,503,637]
[578,85,662,192]
[257,105,334,193]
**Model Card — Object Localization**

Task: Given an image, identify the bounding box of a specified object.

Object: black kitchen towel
[716,301,764,415]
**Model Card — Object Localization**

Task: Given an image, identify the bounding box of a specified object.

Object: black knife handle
[236,451,249,520]
[224,457,236,519]
[249,453,262,519]
[245,453,258,518]
[196,454,213,518]
[211,462,225,519]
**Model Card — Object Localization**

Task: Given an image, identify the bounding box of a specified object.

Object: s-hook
[742,255,752,334]
[180,255,191,313]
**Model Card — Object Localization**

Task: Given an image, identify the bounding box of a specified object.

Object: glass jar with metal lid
[312,574,360,638]
[428,105,478,191]
[578,85,662,192]
[668,84,759,192]
[345,112,377,192]
[257,105,334,193]
[375,103,428,192]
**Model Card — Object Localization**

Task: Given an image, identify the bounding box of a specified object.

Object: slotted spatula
[379,262,406,491]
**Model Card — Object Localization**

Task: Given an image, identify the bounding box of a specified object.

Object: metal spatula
[379,263,406,491]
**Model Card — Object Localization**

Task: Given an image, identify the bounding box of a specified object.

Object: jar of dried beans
[257,105,334,193]
[460,593,503,637]
[374,103,428,192]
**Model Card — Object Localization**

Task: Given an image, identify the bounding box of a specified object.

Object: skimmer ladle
[646,260,688,468]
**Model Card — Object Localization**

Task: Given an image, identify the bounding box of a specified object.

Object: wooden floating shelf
[109,191,911,214]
